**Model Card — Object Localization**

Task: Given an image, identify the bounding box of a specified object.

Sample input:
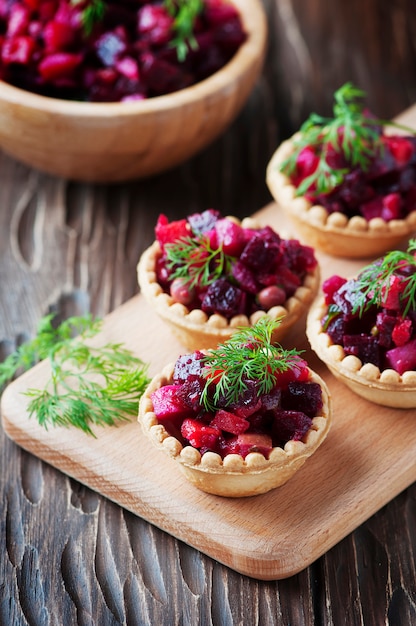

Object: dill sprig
[0,314,150,436]
[351,239,416,317]
[200,318,304,412]
[165,0,204,61]
[71,0,106,37]
[280,82,415,198]
[165,235,235,289]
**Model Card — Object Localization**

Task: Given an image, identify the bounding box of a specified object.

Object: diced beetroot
[386,136,414,165]
[116,56,140,80]
[281,238,317,274]
[210,409,249,435]
[281,381,323,417]
[140,52,192,95]
[271,357,310,390]
[205,0,240,24]
[155,214,190,248]
[322,275,348,305]
[381,193,402,221]
[137,4,173,46]
[235,432,272,458]
[7,4,30,37]
[381,274,406,310]
[23,0,42,9]
[232,260,258,294]
[181,418,221,449]
[44,19,76,52]
[343,334,380,366]
[1,35,35,64]
[273,265,301,296]
[240,234,281,272]
[261,387,282,410]
[38,52,83,81]
[175,378,206,411]
[214,218,246,256]
[392,318,412,347]
[151,384,191,420]
[295,145,319,179]
[220,432,273,459]
[385,338,416,374]
[272,410,312,446]
[201,278,246,318]
[360,197,383,220]
[375,311,396,348]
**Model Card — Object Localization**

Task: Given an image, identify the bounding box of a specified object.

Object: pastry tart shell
[137,217,320,351]
[266,137,416,259]
[307,296,416,408]
[138,362,332,497]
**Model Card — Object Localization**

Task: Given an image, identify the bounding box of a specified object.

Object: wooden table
[1,1,416,623]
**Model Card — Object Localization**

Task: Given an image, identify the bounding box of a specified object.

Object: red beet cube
[220,432,273,459]
[151,384,191,421]
[272,410,312,446]
[38,52,83,81]
[210,409,249,435]
[214,218,246,256]
[322,274,348,305]
[386,338,416,374]
[181,418,221,449]
[155,214,190,248]
[1,35,35,65]
[392,318,412,347]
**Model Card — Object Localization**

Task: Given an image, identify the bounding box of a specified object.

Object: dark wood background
[1,1,416,624]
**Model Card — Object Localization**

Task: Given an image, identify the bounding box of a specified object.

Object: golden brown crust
[307,295,416,408]
[138,363,332,497]
[137,216,320,351]
[266,137,416,259]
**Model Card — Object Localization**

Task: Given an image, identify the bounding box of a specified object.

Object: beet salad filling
[154,209,318,320]
[279,83,416,222]
[321,240,416,375]
[150,319,324,459]
[0,0,246,102]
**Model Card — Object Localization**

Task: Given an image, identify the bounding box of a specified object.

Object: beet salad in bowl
[0,0,267,180]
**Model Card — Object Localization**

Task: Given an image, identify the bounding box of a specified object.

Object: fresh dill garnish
[200,317,304,412]
[280,82,416,198]
[165,235,235,289]
[350,239,416,317]
[0,313,150,436]
[71,0,106,37]
[165,0,204,61]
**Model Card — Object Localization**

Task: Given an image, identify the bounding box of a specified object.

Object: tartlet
[307,243,416,408]
[266,83,416,259]
[137,210,320,350]
[138,320,332,497]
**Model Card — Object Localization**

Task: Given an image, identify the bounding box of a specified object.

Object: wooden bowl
[138,362,332,497]
[0,0,267,183]
[266,137,416,259]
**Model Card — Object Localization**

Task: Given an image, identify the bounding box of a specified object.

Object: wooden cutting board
[2,108,416,580]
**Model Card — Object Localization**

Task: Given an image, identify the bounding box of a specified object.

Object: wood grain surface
[2,203,416,582]
[1,0,416,624]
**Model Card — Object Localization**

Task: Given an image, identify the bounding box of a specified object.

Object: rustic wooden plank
[1,0,416,621]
